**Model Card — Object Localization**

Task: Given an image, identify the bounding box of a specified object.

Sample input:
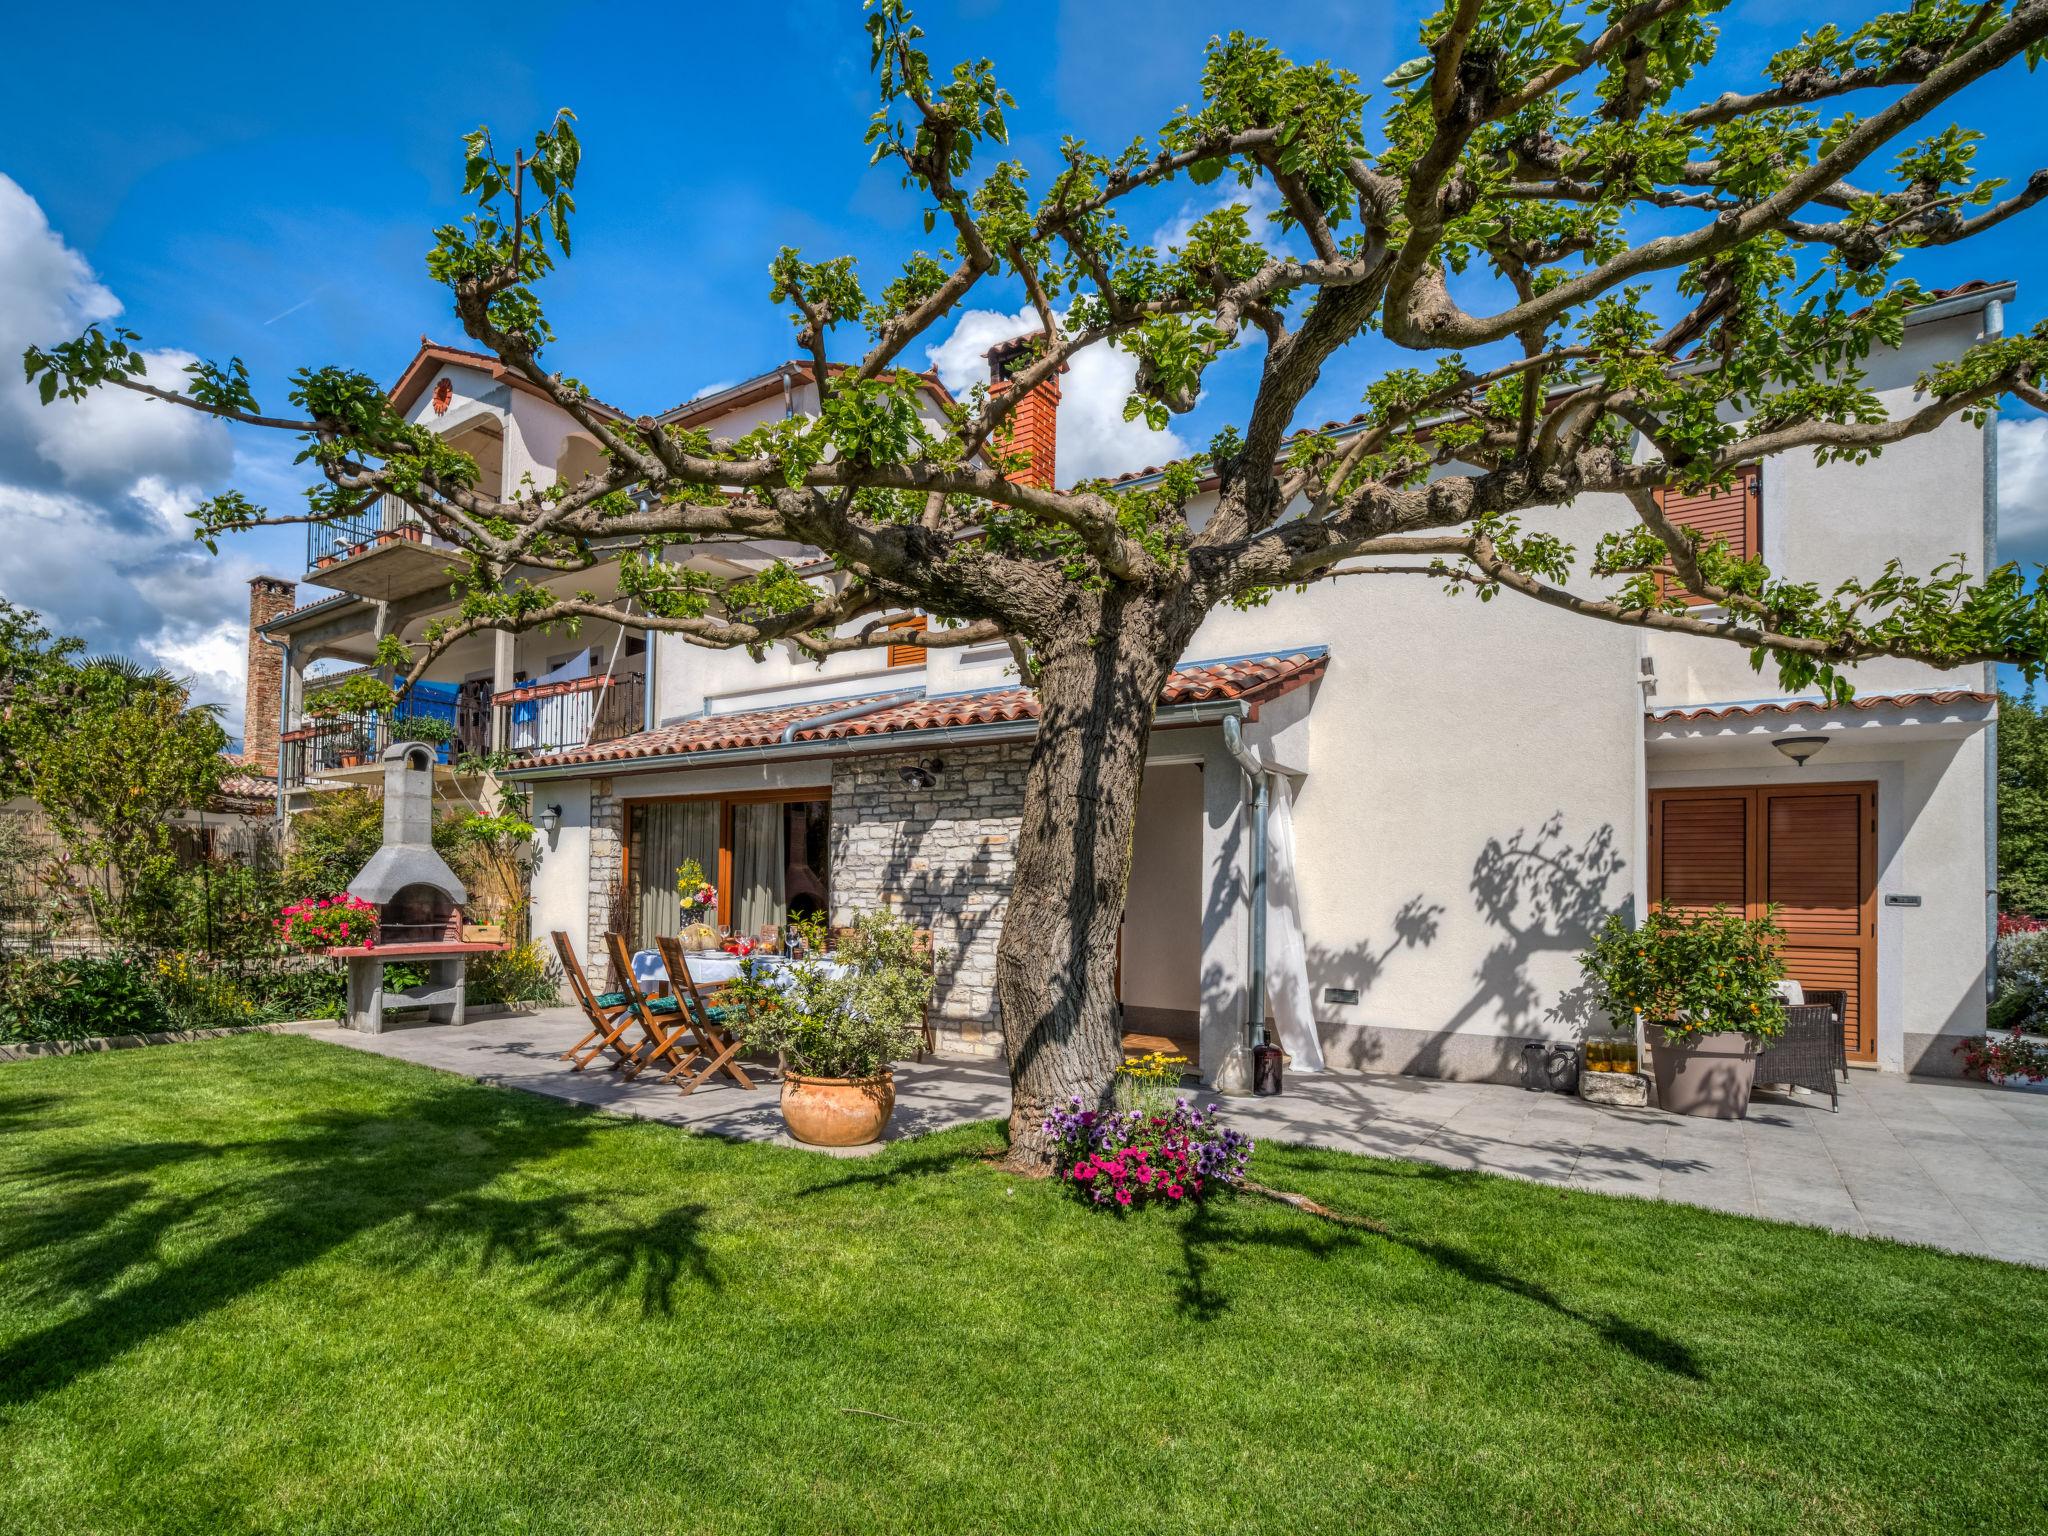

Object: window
[626,792,830,944]
[885,614,928,668]
[1654,465,1759,605]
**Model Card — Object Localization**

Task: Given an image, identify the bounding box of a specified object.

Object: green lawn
[1,1036,2043,1535]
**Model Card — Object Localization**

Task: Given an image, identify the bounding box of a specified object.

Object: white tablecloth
[632,950,848,991]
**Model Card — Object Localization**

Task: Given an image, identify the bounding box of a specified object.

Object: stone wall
[585,776,624,987]
[830,742,1028,1060]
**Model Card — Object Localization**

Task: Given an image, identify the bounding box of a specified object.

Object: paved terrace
[303,1008,2048,1268]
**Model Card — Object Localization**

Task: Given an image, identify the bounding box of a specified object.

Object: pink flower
[1072,1164,1094,1181]
[1114,1190,1132,1206]
[1166,1184,1184,1199]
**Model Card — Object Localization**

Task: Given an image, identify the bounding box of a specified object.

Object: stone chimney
[984,336,1065,489]
[243,576,297,771]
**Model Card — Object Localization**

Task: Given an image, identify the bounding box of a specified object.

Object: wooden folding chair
[654,935,756,1093]
[553,931,637,1070]
[602,933,702,1080]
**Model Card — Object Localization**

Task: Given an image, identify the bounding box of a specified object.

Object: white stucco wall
[1645,308,1997,707]
[1121,761,1204,1016]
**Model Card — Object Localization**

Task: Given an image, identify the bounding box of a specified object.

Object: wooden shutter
[1650,783,1878,1064]
[1653,793,1749,916]
[885,614,928,668]
[1762,787,1877,1062]
[1655,465,1759,605]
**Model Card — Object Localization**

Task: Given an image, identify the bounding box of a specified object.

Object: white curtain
[1266,778,1324,1072]
[730,801,786,936]
[633,801,718,944]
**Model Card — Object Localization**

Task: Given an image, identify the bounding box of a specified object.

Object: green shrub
[466,941,561,1007]
[0,954,170,1042]
[1988,926,2048,1036]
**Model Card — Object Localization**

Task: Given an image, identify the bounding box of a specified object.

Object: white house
[246,283,2012,1087]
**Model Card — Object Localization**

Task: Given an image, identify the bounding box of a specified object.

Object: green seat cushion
[593,990,680,1015]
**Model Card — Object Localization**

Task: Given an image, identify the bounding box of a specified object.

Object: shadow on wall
[1309,814,1630,1082]
[833,752,1020,1057]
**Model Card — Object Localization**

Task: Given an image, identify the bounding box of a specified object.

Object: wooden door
[1649,783,1878,1062]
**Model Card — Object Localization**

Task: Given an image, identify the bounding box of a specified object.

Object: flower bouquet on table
[1044,1097,1253,1210]
[675,860,716,946]
[275,894,379,952]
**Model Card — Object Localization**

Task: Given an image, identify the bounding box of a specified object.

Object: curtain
[1266,778,1325,1073]
[730,801,786,936]
[632,801,718,946]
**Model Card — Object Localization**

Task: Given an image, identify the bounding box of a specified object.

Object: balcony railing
[305,494,447,573]
[280,685,489,787]
[494,671,646,757]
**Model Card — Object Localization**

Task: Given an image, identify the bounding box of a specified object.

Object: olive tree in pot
[722,912,934,1147]
[1580,906,1788,1120]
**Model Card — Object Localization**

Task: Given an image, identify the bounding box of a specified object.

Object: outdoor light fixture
[1772,736,1827,768]
[897,756,945,789]
[537,803,562,835]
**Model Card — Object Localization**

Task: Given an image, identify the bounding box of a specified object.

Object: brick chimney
[243,576,297,771]
[984,336,1065,489]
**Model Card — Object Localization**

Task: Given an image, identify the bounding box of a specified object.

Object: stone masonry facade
[586,777,623,988]
[830,742,1028,1060]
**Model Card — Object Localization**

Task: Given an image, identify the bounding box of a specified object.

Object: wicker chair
[1753,988,1848,1111]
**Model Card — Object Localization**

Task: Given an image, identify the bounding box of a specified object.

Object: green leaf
[1382,55,1431,88]
[1187,156,1224,186]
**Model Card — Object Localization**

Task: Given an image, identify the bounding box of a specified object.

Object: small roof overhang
[1646,689,1996,755]
[504,647,1329,781]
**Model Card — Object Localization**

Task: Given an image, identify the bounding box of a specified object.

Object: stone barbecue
[334,741,502,1032]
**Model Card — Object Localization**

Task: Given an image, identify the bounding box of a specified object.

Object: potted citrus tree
[1580,905,1788,1119]
[720,910,933,1146]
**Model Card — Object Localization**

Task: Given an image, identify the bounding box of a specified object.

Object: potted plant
[1580,905,1787,1119]
[275,894,379,952]
[719,910,932,1146]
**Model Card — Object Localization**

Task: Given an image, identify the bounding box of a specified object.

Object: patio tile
[293,1015,2045,1267]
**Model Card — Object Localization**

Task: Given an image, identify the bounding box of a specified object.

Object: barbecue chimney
[346,741,468,931]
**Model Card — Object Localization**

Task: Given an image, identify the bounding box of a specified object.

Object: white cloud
[2000,414,2048,560]
[925,304,1190,485]
[1149,177,1284,255]
[0,175,256,734]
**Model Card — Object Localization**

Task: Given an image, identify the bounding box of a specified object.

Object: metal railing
[493,671,646,756]
[280,691,490,787]
[304,494,445,572]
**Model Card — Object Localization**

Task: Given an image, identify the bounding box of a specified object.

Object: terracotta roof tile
[1649,689,1995,724]
[515,649,1328,772]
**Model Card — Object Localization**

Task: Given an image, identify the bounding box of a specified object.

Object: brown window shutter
[885,614,928,668]
[1654,465,1760,605]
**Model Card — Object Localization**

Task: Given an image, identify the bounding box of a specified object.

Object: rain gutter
[1221,712,1272,1049]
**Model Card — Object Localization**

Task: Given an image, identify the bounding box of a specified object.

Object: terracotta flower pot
[1646,1027,1758,1119]
[780,1070,896,1147]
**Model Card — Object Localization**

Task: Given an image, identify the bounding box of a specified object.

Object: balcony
[280,685,490,788]
[305,494,460,602]
[494,671,646,757]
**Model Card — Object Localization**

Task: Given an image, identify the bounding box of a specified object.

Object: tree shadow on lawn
[0,1082,717,1409]
[1175,1161,1704,1380]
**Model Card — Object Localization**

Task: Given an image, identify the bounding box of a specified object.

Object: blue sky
[2,0,2045,730]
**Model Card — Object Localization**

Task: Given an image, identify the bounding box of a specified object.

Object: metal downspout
[1222,712,1269,1048]
[258,631,293,828]
[1984,294,2004,1000]
[777,689,922,744]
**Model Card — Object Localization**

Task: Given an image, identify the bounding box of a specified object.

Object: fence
[494,671,645,756]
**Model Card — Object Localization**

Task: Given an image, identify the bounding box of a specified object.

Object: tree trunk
[997,593,1191,1170]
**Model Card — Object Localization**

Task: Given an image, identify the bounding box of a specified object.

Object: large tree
[24,0,2048,1164]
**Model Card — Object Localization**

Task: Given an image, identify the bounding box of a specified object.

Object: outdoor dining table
[630,948,851,994]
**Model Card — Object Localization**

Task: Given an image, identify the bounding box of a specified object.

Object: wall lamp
[537,803,563,835]
[897,756,946,789]
[1772,736,1827,768]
